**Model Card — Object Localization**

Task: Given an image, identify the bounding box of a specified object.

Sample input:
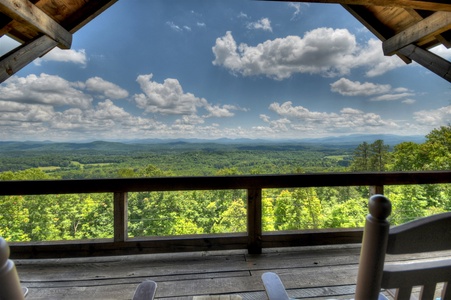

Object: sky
[0,0,450,142]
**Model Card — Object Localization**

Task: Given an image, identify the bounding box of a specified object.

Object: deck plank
[13,245,451,300]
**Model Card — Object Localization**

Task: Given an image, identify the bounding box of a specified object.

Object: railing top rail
[0,171,449,195]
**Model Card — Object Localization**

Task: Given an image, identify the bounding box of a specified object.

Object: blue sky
[0,0,450,142]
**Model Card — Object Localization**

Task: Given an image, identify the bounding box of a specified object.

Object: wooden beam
[398,44,451,82]
[261,0,451,12]
[383,12,451,56]
[0,35,57,83]
[0,0,72,48]
[343,4,412,64]
[62,0,118,34]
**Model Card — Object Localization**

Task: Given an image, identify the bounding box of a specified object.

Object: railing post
[370,185,384,196]
[114,192,128,242]
[247,188,262,254]
[355,194,391,300]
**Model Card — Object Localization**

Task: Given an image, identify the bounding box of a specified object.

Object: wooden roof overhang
[268,0,451,82]
[0,0,117,83]
[1,0,451,83]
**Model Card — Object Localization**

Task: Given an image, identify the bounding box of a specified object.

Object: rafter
[383,12,451,56]
[262,0,451,12]
[0,35,57,83]
[398,44,451,82]
[0,0,72,49]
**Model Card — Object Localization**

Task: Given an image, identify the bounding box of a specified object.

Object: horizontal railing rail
[2,171,450,259]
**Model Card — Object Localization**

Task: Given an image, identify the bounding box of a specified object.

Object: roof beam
[383,12,451,56]
[398,44,451,82]
[261,0,451,12]
[0,0,72,48]
[0,35,57,83]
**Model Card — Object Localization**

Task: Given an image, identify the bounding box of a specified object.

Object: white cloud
[330,78,391,96]
[331,78,415,103]
[133,74,240,118]
[212,29,406,79]
[0,74,92,109]
[34,48,87,67]
[85,77,129,99]
[265,101,399,134]
[431,45,451,60]
[134,74,205,115]
[371,92,415,101]
[414,106,451,127]
[402,99,416,104]
[288,3,302,19]
[0,36,20,56]
[247,18,272,32]
[166,21,182,32]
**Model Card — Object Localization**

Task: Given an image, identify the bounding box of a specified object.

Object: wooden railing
[2,171,450,259]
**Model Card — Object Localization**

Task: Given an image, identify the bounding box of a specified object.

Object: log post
[355,194,392,300]
[247,188,262,254]
[0,237,25,300]
[370,185,384,196]
[114,192,128,242]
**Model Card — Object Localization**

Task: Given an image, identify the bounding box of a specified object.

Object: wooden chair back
[0,237,25,300]
[356,194,451,300]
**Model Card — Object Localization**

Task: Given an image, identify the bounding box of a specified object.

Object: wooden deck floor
[14,244,451,300]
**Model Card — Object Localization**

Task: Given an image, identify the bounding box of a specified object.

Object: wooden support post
[355,195,392,300]
[114,192,128,242]
[370,185,384,196]
[247,188,262,254]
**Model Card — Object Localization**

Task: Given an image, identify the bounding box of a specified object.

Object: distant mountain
[0,134,425,152]
[121,134,425,146]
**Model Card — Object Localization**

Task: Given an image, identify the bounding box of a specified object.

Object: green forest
[0,125,450,242]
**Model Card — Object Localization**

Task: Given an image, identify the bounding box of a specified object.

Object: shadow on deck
[15,244,451,300]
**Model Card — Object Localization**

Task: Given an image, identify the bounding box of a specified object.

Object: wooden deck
[14,244,451,300]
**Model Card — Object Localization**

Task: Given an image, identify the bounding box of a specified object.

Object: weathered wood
[0,0,72,48]
[370,185,384,195]
[14,245,451,299]
[114,192,128,242]
[247,188,262,254]
[3,171,450,259]
[387,212,451,254]
[0,171,449,196]
[262,0,451,12]
[0,35,57,83]
[383,11,451,55]
[398,44,451,82]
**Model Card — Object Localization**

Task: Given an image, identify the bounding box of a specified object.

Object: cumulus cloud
[330,78,391,96]
[330,78,414,103]
[85,77,129,99]
[413,106,451,126]
[212,29,405,79]
[134,74,205,115]
[34,48,87,67]
[264,101,399,134]
[133,74,240,117]
[0,96,168,141]
[0,74,93,109]
[247,18,272,32]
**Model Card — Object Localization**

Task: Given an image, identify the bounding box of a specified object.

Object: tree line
[0,125,449,242]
